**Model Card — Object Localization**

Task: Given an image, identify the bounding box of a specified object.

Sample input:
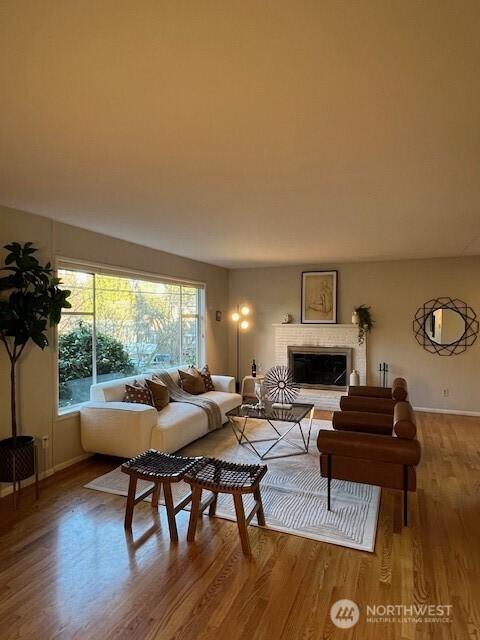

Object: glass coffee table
[226,403,315,460]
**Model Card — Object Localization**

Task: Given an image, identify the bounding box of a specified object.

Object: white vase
[349,369,360,386]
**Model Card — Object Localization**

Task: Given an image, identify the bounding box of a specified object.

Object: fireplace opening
[288,346,352,391]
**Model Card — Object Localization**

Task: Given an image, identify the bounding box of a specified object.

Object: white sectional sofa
[80,367,241,458]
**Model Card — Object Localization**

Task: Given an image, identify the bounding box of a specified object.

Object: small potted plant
[0,242,71,505]
[352,304,374,344]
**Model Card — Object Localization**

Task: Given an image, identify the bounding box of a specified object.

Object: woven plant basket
[0,436,35,483]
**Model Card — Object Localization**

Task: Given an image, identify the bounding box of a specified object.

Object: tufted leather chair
[317,401,421,526]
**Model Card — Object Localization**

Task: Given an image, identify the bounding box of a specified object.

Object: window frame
[54,257,206,417]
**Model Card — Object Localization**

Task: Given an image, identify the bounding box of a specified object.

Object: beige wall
[0,205,229,485]
[228,257,480,412]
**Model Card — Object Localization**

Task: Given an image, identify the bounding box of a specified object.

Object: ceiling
[1,1,480,268]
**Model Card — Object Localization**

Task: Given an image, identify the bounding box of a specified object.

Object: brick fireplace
[288,345,352,391]
[273,324,367,409]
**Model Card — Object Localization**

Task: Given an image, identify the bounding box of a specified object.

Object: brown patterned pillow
[200,365,215,392]
[145,378,169,410]
[123,382,153,406]
[178,367,206,395]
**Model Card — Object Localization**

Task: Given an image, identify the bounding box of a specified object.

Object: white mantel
[273,323,367,409]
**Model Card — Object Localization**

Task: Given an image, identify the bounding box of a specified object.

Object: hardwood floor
[0,412,478,639]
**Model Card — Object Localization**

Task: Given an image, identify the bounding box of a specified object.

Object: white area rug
[85,418,380,552]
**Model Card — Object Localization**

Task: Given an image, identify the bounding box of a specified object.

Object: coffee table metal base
[229,408,314,460]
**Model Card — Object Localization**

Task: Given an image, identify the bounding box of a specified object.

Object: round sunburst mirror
[413,297,478,355]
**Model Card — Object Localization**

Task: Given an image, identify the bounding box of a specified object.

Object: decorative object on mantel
[352,304,374,344]
[264,365,299,408]
[378,362,389,387]
[281,313,292,324]
[231,304,251,391]
[301,271,337,324]
[0,242,71,508]
[349,369,360,386]
[413,297,478,356]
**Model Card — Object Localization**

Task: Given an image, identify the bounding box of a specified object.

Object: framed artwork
[301,270,337,323]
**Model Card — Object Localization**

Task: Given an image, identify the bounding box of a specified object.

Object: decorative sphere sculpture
[263,365,299,405]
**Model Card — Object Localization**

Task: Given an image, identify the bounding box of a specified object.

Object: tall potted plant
[0,242,71,502]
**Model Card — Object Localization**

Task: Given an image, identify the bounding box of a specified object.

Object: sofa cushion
[91,367,182,402]
[200,364,215,392]
[178,367,206,395]
[149,392,241,452]
[151,403,208,453]
[123,383,153,406]
[201,391,242,422]
[145,378,170,410]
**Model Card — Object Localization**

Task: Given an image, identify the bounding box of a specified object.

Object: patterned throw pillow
[123,382,153,406]
[200,364,215,392]
[178,367,206,395]
[145,378,170,410]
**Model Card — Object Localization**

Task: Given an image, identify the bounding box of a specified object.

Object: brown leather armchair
[317,401,421,526]
[340,377,408,415]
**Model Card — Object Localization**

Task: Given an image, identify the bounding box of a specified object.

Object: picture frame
[301,270,338,324]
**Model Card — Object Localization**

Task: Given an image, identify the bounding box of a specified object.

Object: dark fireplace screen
[290,352,348,389]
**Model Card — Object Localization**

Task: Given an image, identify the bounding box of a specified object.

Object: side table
[241,375,265,400]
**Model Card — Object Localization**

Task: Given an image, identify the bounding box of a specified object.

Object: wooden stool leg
[124,476,138,530]
[208,492,218,516]
[233,494,251,556]
[151,482,161,510]
[187,486,203,542]
[253,488,266,526]
[162,482,178,542]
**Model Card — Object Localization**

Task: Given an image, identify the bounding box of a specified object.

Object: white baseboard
[54,453,93,472]
[414,406,480,417]
[0,453,93,498]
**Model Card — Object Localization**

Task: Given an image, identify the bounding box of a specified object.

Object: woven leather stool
[184,457,267,555]
[121,450,202,541]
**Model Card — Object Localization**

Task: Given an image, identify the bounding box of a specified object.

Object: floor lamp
[231,304,251,392]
